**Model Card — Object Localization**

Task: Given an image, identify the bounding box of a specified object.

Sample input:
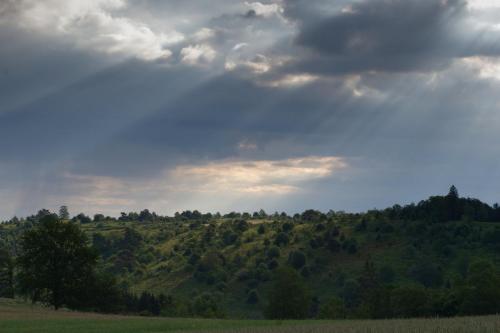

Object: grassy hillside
[90,216,499,318]
[1,190,500,318]
[1,299,499,333]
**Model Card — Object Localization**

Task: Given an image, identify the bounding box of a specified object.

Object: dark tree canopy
[17,215,98,309]
[448,185,459,199]
[266,267,310,319]
[58,205,69,220]
[0,248,14,298]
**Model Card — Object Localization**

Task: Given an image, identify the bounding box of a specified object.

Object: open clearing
[1,299,499,333]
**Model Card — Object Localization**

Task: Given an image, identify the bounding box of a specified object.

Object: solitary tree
[266,267,310,319]
[17,215,98,309]
[58,205,70,220]
[446,185,461,220]
[448,185,459,199]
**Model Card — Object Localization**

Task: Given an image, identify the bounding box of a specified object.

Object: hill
[1,187,500,319]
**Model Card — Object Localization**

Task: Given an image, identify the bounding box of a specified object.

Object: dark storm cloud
[279,0,500,75]
[1,0,500,218]
[69,73,358,177]
[0,59,211,165]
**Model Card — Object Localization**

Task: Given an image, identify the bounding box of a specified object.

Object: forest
[1,186,500,320]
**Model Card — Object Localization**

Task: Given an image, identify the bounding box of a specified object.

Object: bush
[342,239,358,254]
[247,289,259,304]
[391,285,430,318]
[267,246,281,259]
[326,239,341,252]
[319,297,345,319]
[282,222,294,232]
[274,232,289,247]
[300,266,310,278]
[268,259,279,270]
[191,293,224,318]
[378,265,396,284]
[222,231,238,245]
[288,250,306,270]
[408,261,443,288]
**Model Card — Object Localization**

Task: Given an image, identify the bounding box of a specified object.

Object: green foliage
[266,267,310,319]
[460,260,500,315]
[58,206,69,220]
[274,232,289,247]
[341,279,361,310]
[17,215,100,310]
[3,188,500,320]
[191,292,225,318]
[287,250,306,270]
[319,297,346,319]
[391,285,430,318]
[408,261,443,288]
[0,247,14,298]
[72,213,92,224]
[266,246,280,259]
[342,238,358,254]
[246,289,259,304]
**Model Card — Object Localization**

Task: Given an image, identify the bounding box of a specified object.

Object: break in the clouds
[1,0,500,219]
[54,156,347,216]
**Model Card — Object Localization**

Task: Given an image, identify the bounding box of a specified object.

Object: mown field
[1,299,499,333]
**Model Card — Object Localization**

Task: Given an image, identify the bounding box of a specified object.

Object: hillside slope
[1,190,500,318]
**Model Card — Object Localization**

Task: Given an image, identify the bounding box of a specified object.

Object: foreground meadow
[1,299,499,333]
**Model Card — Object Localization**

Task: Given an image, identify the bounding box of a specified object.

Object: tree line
[0,186,499,319]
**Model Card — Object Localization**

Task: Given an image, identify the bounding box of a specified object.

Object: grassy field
[1,299,499,333]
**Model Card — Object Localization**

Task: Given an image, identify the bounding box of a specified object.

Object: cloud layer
[1,0,500,218]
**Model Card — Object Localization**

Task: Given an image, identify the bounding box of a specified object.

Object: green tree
[191,292,224,318]
[448,185,459,199]
[58,205,70,220]
[391,285,430,318]
[358,260,386,318]
[408,261,443,288]
[17,215,98,309]
[247,289,259,304]
[319,297,346,319]
[274,232,289,247]
[460,259,500,315]
[287,250,306,270]
[0,248,14,298]
[266,267,310,319]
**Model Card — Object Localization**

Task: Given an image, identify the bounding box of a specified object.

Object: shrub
[319,297,346,319]
[274,232,289,247]
[391,285,430,318]
[288,250,306,270]
[247,289,259,304]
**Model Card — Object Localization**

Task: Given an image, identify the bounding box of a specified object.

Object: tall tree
[17,215,98,309]
[0,248,14,298]
[266,267,310,319]
[446,185,461,220]
[448,185,459,199]
[58,205,70,220]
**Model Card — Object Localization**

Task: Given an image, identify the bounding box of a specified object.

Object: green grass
[1,299,500,333]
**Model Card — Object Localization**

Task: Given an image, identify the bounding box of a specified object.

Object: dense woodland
[1,186,500,319]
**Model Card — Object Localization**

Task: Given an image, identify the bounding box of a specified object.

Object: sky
[1,0,500,219]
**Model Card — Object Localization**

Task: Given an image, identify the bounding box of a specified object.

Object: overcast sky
[1,0,500,219]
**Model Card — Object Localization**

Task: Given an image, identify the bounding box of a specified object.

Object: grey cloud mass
[0,0,500,218]
[285,0,500,75]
